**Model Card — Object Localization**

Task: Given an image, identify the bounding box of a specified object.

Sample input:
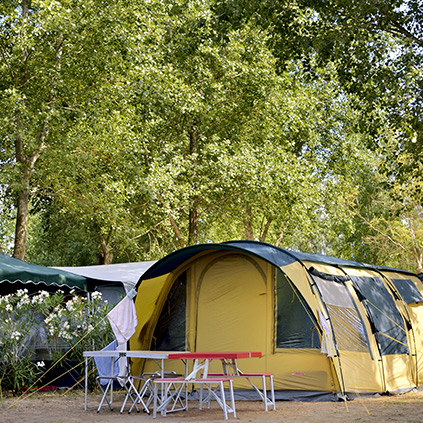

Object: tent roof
[0,253,88,291]
[54,261,157,291]
[137,240,416,285]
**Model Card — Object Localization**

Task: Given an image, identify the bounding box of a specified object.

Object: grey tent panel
[276,270,320,349]
[390,279,423,304]
[350,276,409,355]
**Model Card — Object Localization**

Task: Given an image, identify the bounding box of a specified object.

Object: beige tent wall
[191,252,341,392]
[187,252,269,389]
[138,250,341,392]
[381,271,423,388]
[276,261,340,392]
[378,272,418,390]
[266,349,338,392]
[341,267,415,393]
[407,302,423,386]
[299,262,385,394]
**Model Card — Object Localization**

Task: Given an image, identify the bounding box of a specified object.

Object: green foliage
[0,289,113,394]
[0,0,422,273]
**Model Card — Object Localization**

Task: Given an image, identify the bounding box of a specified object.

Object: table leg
[221,358,238,375]
[84,357,88,411]
[186,358,209,379]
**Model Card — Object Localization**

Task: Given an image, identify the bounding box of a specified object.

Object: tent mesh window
[312,275,369,353]
[390,278,423,305]
[276,271,320,349]
[152,272,186,351]
[350,276,409,356]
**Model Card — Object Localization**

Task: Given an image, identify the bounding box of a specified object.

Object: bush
[0,289,114,395]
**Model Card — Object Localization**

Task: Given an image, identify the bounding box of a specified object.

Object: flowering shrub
[0,289,114,395]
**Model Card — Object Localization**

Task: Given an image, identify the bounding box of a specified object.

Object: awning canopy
[0,253,88,292]
[54,261,157,292]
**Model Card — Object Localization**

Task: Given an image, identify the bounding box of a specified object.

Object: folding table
[153,351,269,419]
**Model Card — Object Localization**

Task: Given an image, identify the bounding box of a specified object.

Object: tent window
[276,271,320,349]
[312,275,369,353]
[350,276,409,356]
[390,278,423,304]
[152,272,186,351]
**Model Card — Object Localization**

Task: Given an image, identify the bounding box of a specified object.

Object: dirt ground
[2,389,423,423]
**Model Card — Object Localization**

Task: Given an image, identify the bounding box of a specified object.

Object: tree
[2,0,405,266]
[132,7,295,248]
[0,0,141,260]
[29,104,142,265]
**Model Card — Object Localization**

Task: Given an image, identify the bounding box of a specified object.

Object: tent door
[193,254,268,366]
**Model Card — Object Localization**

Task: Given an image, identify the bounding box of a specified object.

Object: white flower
[11,331,21,341]
[44,314,54,324]
[19,295,30,306]
[32,291,50,304]
[91,291,102,300]
[36,361,45,368]
[6,304,12,312]
[66,302,75,311]
[58,329,72,340]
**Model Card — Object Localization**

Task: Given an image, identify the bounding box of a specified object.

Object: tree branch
[168,214,186,248]
[347,202,408,252]
[259,217,273,242]
[386,20,423,47]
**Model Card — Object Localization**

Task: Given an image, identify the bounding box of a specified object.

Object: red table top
[167,351,262,360]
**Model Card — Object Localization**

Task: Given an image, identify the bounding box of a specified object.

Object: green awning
[0,253,88,292]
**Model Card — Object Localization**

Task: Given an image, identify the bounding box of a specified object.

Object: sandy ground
[2,389,423,423]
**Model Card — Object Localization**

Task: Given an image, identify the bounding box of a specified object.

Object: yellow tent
[129,241,423,400]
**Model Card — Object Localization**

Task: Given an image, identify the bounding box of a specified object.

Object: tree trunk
[408,212,423,273]
[99,227,113,264]
[12,0,57,260]
[168,214,186,248]
[243,204,254,240]
[275,230,284,247]
[188,208,199,245]
[12,0,31,260]
[259,218,273,242]
[13,188,30,260]
[188,121,199,245]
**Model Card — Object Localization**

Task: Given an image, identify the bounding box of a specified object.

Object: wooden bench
[152,377,236,420]
[206,372,275,411]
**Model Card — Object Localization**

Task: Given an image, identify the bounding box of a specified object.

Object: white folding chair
[94,341,150,414]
